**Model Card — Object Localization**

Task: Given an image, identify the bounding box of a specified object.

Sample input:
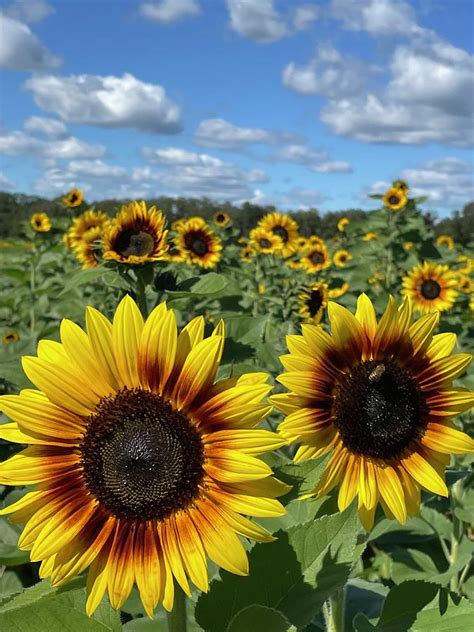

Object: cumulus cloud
[193,118,299,149]
[271,144,353,173]
[0,129,106,160]
[319,38,474,147]
[330,0,420,37]
[293,4,319,31]
[0,14,60,70]
[283,44,368,98]
[0,173,15,191]
[141,147,223,167]
[23,116,68,139]
[365,157,474,211]
[4,0,54,23]
[25,73,182,133]
[139,0,200,23]
[226,0,287,43]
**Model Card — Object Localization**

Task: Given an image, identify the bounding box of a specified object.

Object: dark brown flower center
[273,225,288,242]
[80,388,205,521]
[259,238,272,249]
[420,279,441,300]
[309,250,324,265]
[388,195,400,205]
[307,290,323,317]
[186,233,209,256]
[216,213,226,223]
[115,230,155,258]
[332,360,426,460]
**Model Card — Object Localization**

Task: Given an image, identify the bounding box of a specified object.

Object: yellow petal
[338,454,360,512]
[107,525,135,610]
[112,294,144,388]
[204,429,287,455]
[86,552,109,616]
[417,353,471,389]
[174,512,208,593]
[375,464,407,524]
[133,523,163,619]
[422,423,474,454]
[426,333,457,360]
[159,521,191,597]
[401,450,448,496]
[138,304,177,394]
[85,307,120,390]
[409,312,440,357]
[355,293,377,344]
[205,449,272,482]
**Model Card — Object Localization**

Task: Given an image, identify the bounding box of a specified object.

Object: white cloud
[0,14,60,70]
[25,73,182,133]
[330,0,420,37]
[227,0,287,43]
[0,130,106,159]
[283,44,367,98]
[139,0,200,23]
[320,38,474,147]
[194,118,299,149]
[4,0,54,23]
[141,147,223,167]
[0,173,15,190]
[293,4,319,31]
[24,116,68,139]
[282,186,325,209]
[365,158,474,211]
[271,144,353,173]
[67,160,127,179]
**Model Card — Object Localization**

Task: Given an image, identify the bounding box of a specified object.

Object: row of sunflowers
[0,180,473,631]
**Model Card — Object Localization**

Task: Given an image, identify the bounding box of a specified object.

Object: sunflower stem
[29,241,37,336]
[167,582,187,632]
[449,478,464,592]
[134,269,149,318]
[323,587,345,632]
[384,208,394,291]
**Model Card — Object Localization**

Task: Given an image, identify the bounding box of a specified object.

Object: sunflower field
[0,182,473,632]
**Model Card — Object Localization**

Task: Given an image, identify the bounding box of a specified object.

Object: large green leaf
[195,504,361,631]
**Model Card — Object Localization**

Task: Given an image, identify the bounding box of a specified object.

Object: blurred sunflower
[213,211,230,227]
[402,262,458,314]
[273,294,474,529]
[249,227,283,255]
[404,242,414,251]
[175,217,222,269]
[258,212,299,257]
[383,187,407,211]
[457,273,474,294]
[161,242,185,264]
[435,235,454,250]
[333,250,352,268]
[63,188,84,208]
[240,244,254,263]
[74,226,103,269]
[362,232,377,241]
[329,282,350,298]
[103,201,168,265]
[0,297,287,616]
[298,282,329,324]
[67,210,109,251]
[456,256,473,274]
[2,331,19,344]
[300,243,331,273]
[337,218,349,232]
[393,179,409,194]
[30,212,51,233]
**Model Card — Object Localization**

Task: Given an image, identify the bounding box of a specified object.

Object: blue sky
[0,0,473,216]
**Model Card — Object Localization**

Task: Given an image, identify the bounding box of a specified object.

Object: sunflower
[64,188,84,208]
[175,218,222,269]
[273,294,474,529]
[0,296,287,616]
[404,242,414,251]
[456,256,473,274]
[402,262,458,314]
[74,226,103,269]
[298,283,329,324]
[249,227,283,255]
[337,218,349,232]
[103,201,168,265]
[213,211,230,227]
[307,235,325,247]
[362,232,377,241]
[329,282,350,299]
[240,244,254,263]
[393,179,409,194]
[333,250,352,268]
[383,187,407,211]
[300,243,331,274]
[30,213,51,232]
[435,235,454,250]
[161,242,185,264]
[257,212,299,257]
[67,210,109,250]
[2,331,19,344]
[457,273,474,294]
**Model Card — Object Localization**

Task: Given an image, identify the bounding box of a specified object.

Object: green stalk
[449,478,464,591]
[323,587,345,632]
[384,208,394,291]
[166,582,187,632]
[30,244,37,336]
[135,269,149,318]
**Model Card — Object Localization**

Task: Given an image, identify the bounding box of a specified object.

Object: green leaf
[0,517,31,566]
[0,579,122,631]
[412,593,474,631]
[0,572,23,600]
[195,504,361,631]
[167,273,229,298]
[227,605,291,632]
[345,579,388,630]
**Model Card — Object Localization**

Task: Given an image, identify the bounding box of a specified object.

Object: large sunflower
[0,297,287,616]
[257,212,299,257]
[30,212,51,232]
[383,187,407,211]
[402,262,458,314]
[175,218,222,269]
[273,294,474,529]
[300,242,331,274]
[103,201,168,265]
[249,227,283,255]
[64,188,84,208]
